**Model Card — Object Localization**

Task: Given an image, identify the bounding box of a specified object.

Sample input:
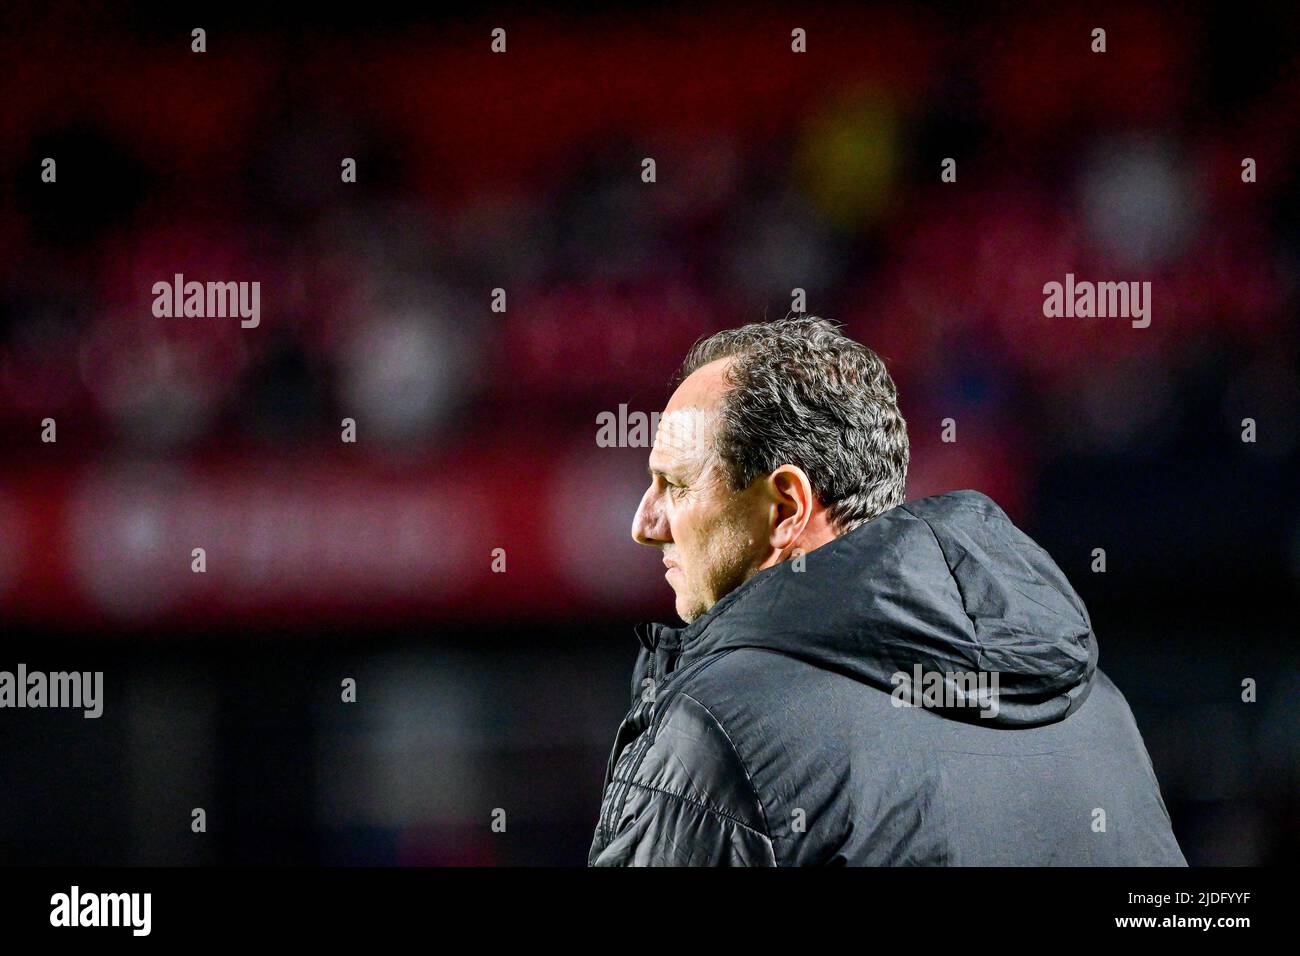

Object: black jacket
[589,490,1187,866]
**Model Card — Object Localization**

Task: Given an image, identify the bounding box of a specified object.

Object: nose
[631,483,670,547]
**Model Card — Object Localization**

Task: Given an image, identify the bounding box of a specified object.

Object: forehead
[649,407,714,474]
[648,357,732,473]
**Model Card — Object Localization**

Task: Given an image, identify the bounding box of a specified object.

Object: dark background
[0,1,1297,864]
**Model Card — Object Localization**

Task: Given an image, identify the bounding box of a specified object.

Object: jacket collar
[634,621,682,652]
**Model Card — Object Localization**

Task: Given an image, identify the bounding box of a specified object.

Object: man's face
[631,359,772,623]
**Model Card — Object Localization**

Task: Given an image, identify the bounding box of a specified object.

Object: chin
[675,591,713,625]
[674,598,701,625]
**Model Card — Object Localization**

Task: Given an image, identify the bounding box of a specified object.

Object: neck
[795,509,840,552]
[761,512,840,570]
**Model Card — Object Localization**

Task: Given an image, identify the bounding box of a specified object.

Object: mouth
[663,557,680,579]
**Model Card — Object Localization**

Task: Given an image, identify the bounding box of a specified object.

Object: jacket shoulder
[667,647,941,864]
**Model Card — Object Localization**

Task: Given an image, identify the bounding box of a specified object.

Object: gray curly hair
[675,315,909,532]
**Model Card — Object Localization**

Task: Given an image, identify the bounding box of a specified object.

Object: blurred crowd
[3,7,1295,468]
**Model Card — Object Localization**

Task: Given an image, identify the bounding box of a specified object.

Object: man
[589,315,1186,866]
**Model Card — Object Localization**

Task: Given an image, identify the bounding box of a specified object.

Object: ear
[767,464,817,553]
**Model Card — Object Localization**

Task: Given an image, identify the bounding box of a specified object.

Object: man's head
[632,315,909,623]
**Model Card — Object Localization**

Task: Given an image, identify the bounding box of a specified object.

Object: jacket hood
[648,490,1098,728]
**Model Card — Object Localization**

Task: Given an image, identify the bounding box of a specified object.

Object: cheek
[665,500,708,565]
[695,504,755,575]
[673,487,759,575]
[667,504,696,552]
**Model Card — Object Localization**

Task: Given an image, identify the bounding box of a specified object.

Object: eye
[650,471,686,497]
